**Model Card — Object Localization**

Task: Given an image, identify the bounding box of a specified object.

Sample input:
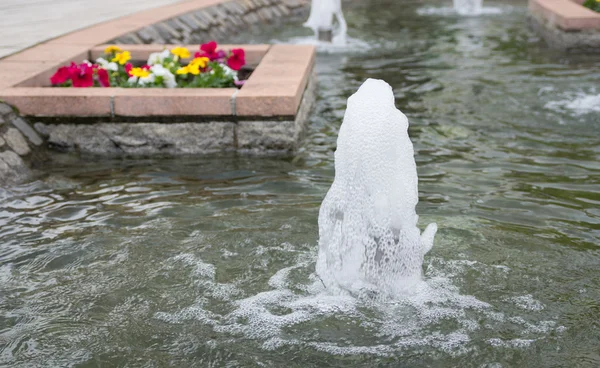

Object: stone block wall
[0,103,44,186]
[110,0,310,45]
[529,14,600,52]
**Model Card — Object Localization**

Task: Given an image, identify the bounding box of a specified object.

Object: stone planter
[0,43,316,155]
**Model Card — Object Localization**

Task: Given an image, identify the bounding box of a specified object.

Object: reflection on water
[1,1,600,366]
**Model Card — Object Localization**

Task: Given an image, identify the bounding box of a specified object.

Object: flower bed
[583,0,600,12]
[50,42,247,89]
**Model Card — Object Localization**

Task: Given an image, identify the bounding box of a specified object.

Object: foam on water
[155,249,562,357]
[280,36,372,54]
[545,93,600,116]
[316,79,437,297]
[417,6,503,16]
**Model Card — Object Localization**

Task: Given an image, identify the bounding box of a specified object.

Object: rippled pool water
[2,1,600,366]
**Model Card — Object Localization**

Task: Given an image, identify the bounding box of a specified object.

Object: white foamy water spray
[453,0,483,15]
[546,93,600,116]
[304,0,347,44]
[316,79,437,297]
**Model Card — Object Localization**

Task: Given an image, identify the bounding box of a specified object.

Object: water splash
[453,0,483,15]
[316,79,437,297]
[545,93,600,116]
[304,0,347,44]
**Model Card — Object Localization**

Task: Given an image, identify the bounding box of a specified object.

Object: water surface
[1,1,600,366]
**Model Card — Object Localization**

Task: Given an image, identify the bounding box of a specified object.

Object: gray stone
[188,13,210,30]
[237,120,296,153]
[0,103,13,116]
[0,150,30,186]
[227,15,244,27]
[213,5,231,20]
[153,23,181,41]
[137,26,163,43]
[34,122,51,137]
[282,0,301,8]
[0,137,5,148]
[243,12,260,24]
[179,14,202,31]
[0,150,25,168]
[270,5,283,18]
[8,115,43,146]
[45,124,117,154]
[43,122,236,155]
[529,15,600,52]
[3,128,31,156]
[166,18,192,34]
[223,2,246,16]
[236,72,317,154]
[277,3,291,15]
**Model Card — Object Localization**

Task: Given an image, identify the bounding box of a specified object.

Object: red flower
[125,63,133,76]
[227,49,246,71]
[50,64,74,85]
[97,68,110,87]
[197,40,226,61]
[70,63,94,88]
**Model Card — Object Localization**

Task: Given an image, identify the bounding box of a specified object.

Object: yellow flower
[112,51,131,65]
[190,56,209,69]
[130,67,150,78]
[104,45,122,54]
[177,57,209,76]
[171,47,191,59]
[176,66,190,75]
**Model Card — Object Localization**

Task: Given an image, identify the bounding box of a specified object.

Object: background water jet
[304,0,347,44]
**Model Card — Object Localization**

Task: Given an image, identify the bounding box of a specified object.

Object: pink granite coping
[529,0,600,31]
[89,44,270,67]
[0,44,316,118]
[236,44,316,117]
[0,0,314,118]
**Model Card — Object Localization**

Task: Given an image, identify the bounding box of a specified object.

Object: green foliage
[583,0,600,12]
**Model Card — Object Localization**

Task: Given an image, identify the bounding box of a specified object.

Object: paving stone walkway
[0,0,185,58]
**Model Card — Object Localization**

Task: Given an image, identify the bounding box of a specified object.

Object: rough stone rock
[8,115,43,146]
[0,150,31,186]
[0,137,5,148]
[236,72,317,154]
[0,103,14,116]
[529,15,600,52]
[40,122,236,155]
[237,120,296,153]
[137,26,164,43]
[153,23,181,41]
[180,14,202,31]
[3,128,31,156]
[34,122,51,137]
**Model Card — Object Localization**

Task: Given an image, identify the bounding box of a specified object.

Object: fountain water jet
[453,0,483,15]
[304,0,347,44]
[317,79,437,297]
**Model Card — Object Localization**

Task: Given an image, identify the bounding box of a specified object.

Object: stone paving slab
[0,0,186,59]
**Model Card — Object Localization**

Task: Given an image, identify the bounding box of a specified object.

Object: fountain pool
[1,1,600,366]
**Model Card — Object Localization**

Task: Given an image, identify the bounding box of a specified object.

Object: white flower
[147,49,171,66]
[150,64,176,88]
[139,74,156,86]
[96,57,118,71]
[221,64,239,82]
